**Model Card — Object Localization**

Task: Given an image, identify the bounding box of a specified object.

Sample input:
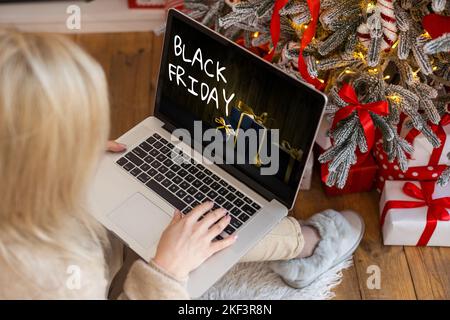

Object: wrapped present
[214,117,236,141]
[277,140,304,185]
[300,153,314,190]
[228,100,272,166]
[400,114,450,167]
[229,104,256,135]
[380,180,450,247]
[374,140,447,192]
[319,152,378,196]
[315,117,332,150]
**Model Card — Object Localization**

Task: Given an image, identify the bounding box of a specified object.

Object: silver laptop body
[87,9,326,298]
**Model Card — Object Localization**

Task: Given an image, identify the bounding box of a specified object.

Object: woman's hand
[153,201,237,280]
[106,140,127,153]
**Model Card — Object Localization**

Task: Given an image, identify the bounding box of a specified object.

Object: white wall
[0,0,165,33]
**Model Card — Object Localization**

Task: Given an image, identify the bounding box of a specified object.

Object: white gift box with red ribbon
[380,180,450,247]
[400,116,450,167]
[315,117,332,150]
[300,153,314,190]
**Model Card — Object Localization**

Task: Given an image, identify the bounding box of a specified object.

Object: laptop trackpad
[108,192,171,250]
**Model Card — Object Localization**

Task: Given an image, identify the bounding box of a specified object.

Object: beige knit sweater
[0,232,189,300]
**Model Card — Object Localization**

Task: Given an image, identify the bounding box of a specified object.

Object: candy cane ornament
[357,0,398,51]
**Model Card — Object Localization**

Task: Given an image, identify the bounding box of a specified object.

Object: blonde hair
[0,30,110,263]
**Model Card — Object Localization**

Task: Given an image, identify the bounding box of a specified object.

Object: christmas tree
[182,0,450,188]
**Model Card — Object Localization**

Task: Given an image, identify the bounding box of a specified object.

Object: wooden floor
[72,31,450,300]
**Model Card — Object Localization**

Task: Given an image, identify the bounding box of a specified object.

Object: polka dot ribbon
[374,142,447,192]
[381,181,450,246]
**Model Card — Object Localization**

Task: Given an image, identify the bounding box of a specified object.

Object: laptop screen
[154,10,326,208]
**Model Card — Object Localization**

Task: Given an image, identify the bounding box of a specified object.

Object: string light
[252,31,259,38]
[366,2,376,12]
[387,95,402,104]
[384,75,390,80]
[344,69,354,74]
[432,66,438,71]
[318,78,325,83]
[422,31,432,39]
[391,40,399,49]
[353,51,366,61]
[412,68,420,80]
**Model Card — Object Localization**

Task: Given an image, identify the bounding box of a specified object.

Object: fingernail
[119,143,127,149]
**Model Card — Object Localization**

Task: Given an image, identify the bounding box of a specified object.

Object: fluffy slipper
[269,209,364,289]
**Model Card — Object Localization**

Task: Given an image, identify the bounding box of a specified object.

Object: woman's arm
[121,260,189,300]
[119,202,237,300]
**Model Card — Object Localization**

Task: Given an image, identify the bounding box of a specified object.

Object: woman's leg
[239,216,320,262]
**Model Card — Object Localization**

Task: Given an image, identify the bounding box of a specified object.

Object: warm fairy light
[290,20,303,31]
[366,2,376,12]
[345,69,354,74]
[368,68,378,75]
[384,75,390,80]
[412,68,420,79]
[318,78,325,83]
[432,66,438,71]
[388,95,402,104]
[252,31,259,38]
[391,40,399,49]
[422,31,432,39]
[353,51,366,61]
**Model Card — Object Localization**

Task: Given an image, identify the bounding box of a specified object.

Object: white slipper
[269,209,364,289]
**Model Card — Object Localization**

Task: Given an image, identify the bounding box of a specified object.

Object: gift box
[319,152,378,196]
[374,140,447,192]
[214,116,236,141]
[380,180,450,247]
[276,140,303,186]
[228,101,273,167]
[229,105,255,134]
[400,114,450,167]
[300,153,314,190]
[315,117,332,150]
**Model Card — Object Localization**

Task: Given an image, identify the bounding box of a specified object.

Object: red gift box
[374,141,447,192]
[317,146,378,196]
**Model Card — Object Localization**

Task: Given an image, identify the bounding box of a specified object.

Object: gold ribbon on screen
[235,100,275,167]
[280,140,303,183]
[215,117,234,138]
[234,100,272,144]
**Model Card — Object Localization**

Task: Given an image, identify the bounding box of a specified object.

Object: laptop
[87,9,326,298]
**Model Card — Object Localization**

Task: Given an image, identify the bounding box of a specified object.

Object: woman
[0,29,363,299]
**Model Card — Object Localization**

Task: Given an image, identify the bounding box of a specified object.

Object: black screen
[155,10,325,208]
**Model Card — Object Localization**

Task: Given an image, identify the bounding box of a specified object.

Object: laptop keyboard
[115,133,262,238]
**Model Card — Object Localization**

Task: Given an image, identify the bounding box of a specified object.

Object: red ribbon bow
[332,83,389,154]
[381,181,450,246]
[405,114,450,165]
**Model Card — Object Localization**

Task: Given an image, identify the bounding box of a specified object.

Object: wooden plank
[293,168,417,299]
[149,33,164,116]
[404,246,450,299]
[75,32,155,139]
[293,172,362,300]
